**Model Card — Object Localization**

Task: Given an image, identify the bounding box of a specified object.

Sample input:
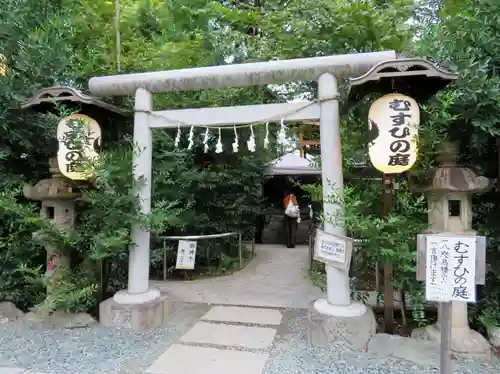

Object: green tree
[0,0,274,311]
[0,0,428,317]
[416,0,500,330]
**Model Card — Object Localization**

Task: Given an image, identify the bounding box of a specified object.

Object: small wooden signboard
[313,229,354,270]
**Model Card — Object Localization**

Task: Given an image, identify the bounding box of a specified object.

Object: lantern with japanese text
[56,113,101,180]
[21,86,126,306]
[348,58,458,335]
[367,93,420,174]
[0,54,7,76]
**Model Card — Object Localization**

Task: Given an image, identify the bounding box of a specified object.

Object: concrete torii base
[308,300,377,349]
[99,290,172,330]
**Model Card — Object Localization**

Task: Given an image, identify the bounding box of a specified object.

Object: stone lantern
[23,157,80,292]
[411,140,492,359]
[21,85,128,305]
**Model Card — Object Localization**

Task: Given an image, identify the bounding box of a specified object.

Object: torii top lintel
[88,51,396,97]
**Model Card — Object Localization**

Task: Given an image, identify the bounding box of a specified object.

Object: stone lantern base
[411,324,492,360]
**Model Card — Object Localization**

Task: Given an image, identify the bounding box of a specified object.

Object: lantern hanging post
[349,59,458,337]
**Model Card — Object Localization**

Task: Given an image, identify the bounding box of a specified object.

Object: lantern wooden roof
[348,58,458,103]
[21,85,128,115]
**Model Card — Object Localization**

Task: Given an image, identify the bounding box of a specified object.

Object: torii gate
[89,50,396,328]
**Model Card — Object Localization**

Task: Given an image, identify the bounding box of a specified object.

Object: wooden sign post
[416,233,486,374]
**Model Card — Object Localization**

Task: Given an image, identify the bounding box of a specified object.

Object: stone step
[201,305,283,325]
[146,344,269,374]
[180,321,277,349]
[146,304,283,374]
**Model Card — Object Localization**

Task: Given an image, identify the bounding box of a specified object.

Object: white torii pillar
[89,51,396,323]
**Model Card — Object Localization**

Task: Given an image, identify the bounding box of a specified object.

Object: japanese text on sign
[61,120,94,173]
[387,98,412,168]
[425,237,449,302]
[451,239,476,302]
[56,114,101,180]
[175,240,197,270]
[367,93,420,174]
[425,235,476,303]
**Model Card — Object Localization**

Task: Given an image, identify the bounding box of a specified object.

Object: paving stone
[201,306,282,325]
[180,321,277,349]
[146,344,269,374]
[0,368,25,374]
[0,369,48,374]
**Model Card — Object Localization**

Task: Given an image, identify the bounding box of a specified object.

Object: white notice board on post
[313,229,353,269]
[425,235,476,303]
[175,240,197,270]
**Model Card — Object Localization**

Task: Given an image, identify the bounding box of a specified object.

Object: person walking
[255,214,265,244]
[283,190,300,248]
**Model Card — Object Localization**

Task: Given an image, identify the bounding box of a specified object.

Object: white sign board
[175,240,197,270]
[313,229,353,269]
[425,235,476,303]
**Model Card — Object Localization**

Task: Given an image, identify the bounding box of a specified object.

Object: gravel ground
[264,309,500,374]
[0,302,210,374]
[0,303,499,374]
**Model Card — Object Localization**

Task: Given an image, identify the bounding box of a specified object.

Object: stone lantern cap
[411,141,492,194]
[23,158,80,201]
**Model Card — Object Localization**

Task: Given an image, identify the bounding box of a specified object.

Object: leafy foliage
[2,0,500,340]
[300,179,429,322]
[0,0,272,313]
[0,186,46,311]
[415,0,500,330]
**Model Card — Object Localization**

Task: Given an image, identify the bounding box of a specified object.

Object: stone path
[2,245,499,374]
[146,305,283,374]
[1,302,499,374]
[151,244,324,309]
